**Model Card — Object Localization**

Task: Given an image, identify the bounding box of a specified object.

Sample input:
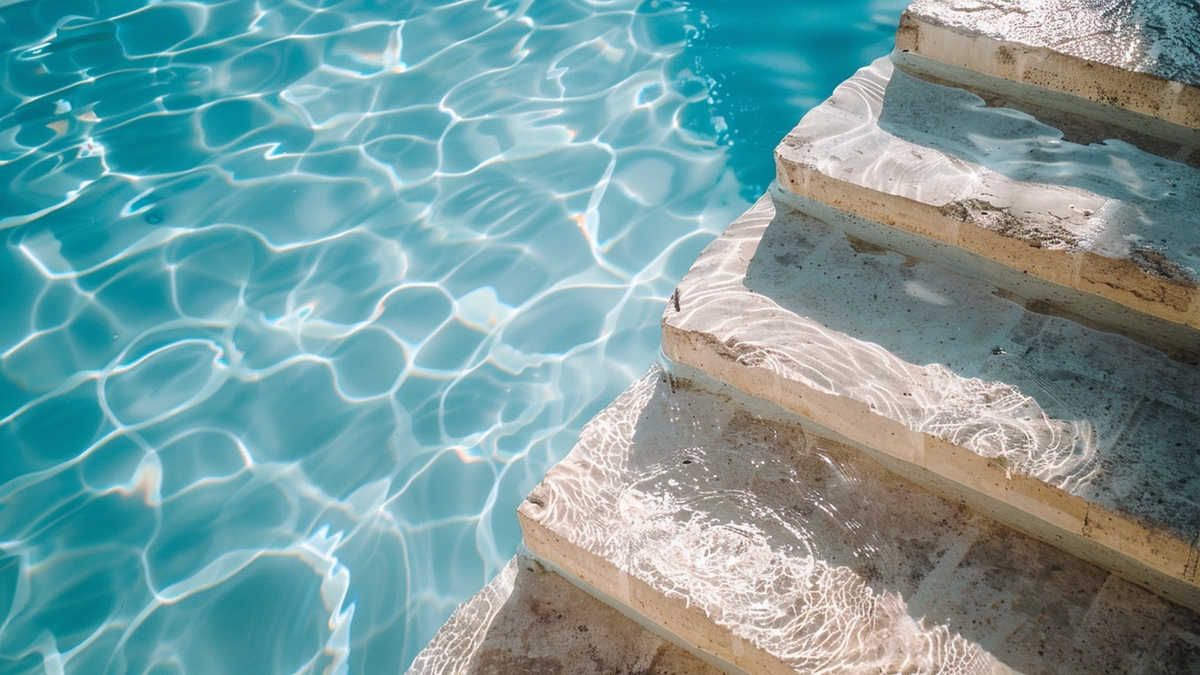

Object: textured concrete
[775,57,1200,339]
[408,555,726,675]
[662,194,1200,612]
[517,365,1200,674]
[889,50,1200,167]
[895,0,1200,131]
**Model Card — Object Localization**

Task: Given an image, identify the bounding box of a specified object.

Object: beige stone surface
[895,0,1200,131]
[408,555,726,675]
[774,56,1200,336]
[661,194,1200,611]
[890,48,1200,169]
[518,365,1200,673]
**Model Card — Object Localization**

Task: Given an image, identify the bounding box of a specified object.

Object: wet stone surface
[779,57,1200,282]
[906,0,1200,88]
[518,365,1200,673]
[408,556,723,675]
[668,195,1200,536]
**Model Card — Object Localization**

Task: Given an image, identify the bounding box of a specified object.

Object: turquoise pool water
[0,0,903,672]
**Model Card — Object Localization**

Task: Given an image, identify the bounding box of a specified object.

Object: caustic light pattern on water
[0,0,903,672]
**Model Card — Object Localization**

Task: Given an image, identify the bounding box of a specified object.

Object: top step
[896,0,1200,137]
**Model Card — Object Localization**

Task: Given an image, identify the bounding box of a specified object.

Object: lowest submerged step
[409,554,723,675]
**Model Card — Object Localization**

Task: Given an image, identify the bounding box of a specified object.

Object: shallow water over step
[515,366,1200,673]
[663,195,1200,613]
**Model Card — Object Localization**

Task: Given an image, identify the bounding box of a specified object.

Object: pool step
[894,0,1200,135]
[888,50,1200,169]
[408,554,726,675]
[511,365,1200,674]
[661,195,1200,613]
[774,56,1200,350]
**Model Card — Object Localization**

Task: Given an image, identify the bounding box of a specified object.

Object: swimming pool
[0,0,904,671]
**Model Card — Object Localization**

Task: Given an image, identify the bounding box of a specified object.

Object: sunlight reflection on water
[0,0,904,671]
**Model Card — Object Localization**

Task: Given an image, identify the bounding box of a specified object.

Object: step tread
[661,195,1200,610]
[775,56,1200,333]
[896,0,1200,129]
[518,364,1200,674]
[408,556,726,675]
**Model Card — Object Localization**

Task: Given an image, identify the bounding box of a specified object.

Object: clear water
[0,0,903,672]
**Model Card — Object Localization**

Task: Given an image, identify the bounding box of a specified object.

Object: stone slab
[767,187,1200,363]
[895,0,1200,131]
[408,555,727,675]
[661,194,1200,612]
[518,365,1200,674]
[775,56,1200,339]
[889,50,1200,166]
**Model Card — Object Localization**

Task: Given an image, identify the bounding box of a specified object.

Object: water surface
[0,0,904,671]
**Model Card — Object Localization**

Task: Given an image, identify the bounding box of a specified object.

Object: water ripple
[0,0,900,672]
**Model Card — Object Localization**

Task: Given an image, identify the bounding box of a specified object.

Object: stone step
[774,56,1200,351]
[894,0,1200,136]
[515,364,1200,674]
[408,554,726,675]
[661,195,1200,614]
[889,50,1200,171]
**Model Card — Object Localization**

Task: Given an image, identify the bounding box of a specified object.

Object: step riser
[769,187,1200,361]
[665,330,1200,612]
[776,154,1200,331]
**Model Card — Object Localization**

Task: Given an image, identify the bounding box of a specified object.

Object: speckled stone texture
[896,0,1200,129]
[662,194,1200,612]
[408,556,725,675]
[516,365,1200,674]
[775,56,1200,338]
